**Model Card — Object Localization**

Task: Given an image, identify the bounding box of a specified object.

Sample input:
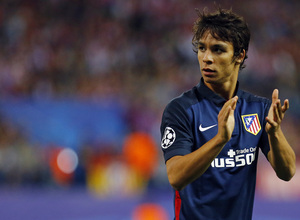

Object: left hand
[265,89,289,134]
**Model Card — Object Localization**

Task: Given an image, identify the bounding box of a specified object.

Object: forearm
[267,128,296,181]
[166,97,238,191]
[166,135,226,191]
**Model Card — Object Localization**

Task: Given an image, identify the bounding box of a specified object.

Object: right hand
[217,96,238,143]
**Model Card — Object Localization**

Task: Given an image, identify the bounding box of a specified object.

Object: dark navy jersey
[160,78,271,220]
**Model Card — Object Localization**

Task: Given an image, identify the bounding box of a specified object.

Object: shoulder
[164,85,202,113]
[238,90,271,105]
[238,90,272,116]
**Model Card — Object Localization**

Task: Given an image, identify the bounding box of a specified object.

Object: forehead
[199,32,233,48]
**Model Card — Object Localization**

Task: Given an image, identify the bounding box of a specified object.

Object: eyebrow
[198,41,228,48]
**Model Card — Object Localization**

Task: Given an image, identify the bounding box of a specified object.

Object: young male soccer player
[160,8,296,220]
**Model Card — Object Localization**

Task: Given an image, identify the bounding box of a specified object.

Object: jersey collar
[198,77,242,106]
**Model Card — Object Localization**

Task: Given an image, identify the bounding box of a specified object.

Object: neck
[210,82,237,100]
[204,77,238,100]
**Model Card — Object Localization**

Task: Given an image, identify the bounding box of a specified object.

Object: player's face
[197,32,244,88]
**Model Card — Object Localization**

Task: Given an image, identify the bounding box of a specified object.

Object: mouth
[202,68,216,75]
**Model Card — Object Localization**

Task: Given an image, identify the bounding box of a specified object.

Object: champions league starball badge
[161,127,176,149]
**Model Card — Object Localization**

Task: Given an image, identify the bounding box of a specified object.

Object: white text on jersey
[211,147,257,168]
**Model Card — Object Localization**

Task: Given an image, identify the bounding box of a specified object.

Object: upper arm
[160,99,194,162]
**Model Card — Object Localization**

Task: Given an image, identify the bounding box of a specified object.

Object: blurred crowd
[0,0,299,194]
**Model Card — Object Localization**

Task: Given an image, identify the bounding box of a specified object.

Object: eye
[198,46,205,52]
[214,48,224,53]
[212,46,226,54]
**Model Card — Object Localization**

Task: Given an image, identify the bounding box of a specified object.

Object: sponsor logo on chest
[211,147,257,168]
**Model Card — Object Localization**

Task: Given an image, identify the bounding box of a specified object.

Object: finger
[276,100,283,120]
[223,106,232,121]
[231,96,238,110]
[224,96,237,107]
[272,89,279,103]
[225,97,238,120]
[220,96,238,114]
[273,103,280,122]
[266,116,278,127]
[282,99,289,113]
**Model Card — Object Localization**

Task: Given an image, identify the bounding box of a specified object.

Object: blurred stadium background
[0,0,299,219]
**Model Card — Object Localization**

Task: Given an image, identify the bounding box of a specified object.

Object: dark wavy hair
[192,8,250,70]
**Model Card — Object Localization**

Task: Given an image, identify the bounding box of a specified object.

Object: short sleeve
[160,99,194,162]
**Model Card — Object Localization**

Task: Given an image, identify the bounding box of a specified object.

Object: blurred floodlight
[57,148,79,174]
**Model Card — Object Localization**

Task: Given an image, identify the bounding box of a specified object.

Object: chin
[202,75,218,82]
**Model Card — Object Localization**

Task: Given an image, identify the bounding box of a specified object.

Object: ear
[236,49,246,64]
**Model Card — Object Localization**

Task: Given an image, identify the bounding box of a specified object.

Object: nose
[202,50,213,64]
